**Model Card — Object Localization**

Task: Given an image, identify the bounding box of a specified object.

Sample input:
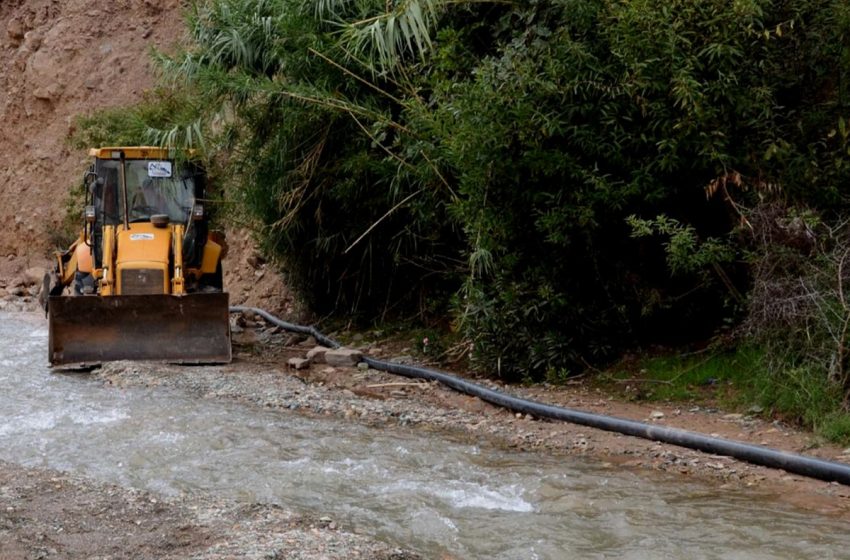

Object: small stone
[306,346,330,364]
[288,357,310,370]
[515,412,522,419]
[722,413,744,421]
[23,31,42,50]
[325,347,363,367]
[247,253,266,268]
[6,19,24,45]
[357,362,369,371]
[650,411,665,419]
[748,405,764,414]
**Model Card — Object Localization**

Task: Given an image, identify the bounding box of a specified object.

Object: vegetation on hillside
[71,0,850,438]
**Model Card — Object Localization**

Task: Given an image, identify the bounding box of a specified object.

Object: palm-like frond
[334,0,444,70]
[161,0,282,85]
[145,119,208,153]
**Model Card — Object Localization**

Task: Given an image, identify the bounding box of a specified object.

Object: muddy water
[1,313,848,559]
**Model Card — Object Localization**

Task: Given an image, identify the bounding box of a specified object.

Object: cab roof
[88,147,196,160]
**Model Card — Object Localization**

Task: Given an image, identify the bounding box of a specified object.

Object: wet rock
[325,348,362,367]
[307,346,330,364]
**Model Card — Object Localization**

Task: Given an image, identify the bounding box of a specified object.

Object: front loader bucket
[48,293,232,367]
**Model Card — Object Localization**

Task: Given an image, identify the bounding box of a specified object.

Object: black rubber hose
[231,305,850,486]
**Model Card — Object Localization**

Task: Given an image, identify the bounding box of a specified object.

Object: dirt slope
[0,0,294,314]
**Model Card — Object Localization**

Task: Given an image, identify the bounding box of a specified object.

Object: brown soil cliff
[0,0,293,313]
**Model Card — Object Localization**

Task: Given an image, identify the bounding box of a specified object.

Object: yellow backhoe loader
[43,147,232,366]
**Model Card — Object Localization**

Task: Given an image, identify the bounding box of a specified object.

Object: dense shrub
[420,0,850,376]
[73,0,850,383]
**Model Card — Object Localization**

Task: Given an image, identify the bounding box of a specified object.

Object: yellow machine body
[46,147,231,367]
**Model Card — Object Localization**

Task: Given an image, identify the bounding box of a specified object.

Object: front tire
[73,272,95,295]
[199,263,223,293]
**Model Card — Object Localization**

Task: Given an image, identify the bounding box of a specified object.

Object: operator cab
[86,148,210,271]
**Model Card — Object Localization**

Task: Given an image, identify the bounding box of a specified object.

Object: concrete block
[288,357,310,370]
[325,347,363,367]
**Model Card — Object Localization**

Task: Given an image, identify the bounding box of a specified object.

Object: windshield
[95,159,196,224]
[126,160,195,223]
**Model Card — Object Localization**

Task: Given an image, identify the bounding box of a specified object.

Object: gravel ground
[0,461,416,560]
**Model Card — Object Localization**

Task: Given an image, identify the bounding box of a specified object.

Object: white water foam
[436,482,534,512]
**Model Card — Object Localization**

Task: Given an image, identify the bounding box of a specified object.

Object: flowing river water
[1,312,849,559]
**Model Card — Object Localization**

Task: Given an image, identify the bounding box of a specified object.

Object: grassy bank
[595,347,850,445]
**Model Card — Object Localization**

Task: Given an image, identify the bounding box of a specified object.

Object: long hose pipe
[231,305,850,486]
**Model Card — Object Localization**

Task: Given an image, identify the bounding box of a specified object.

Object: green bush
[71,0,850,384]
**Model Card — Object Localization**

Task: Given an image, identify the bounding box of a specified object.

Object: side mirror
[85,205,96,224]
[192,204,204,221]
